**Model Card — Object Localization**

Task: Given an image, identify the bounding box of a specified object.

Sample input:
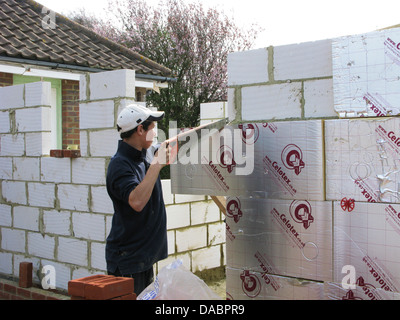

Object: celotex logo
[238,123,259,145]
[281,144,305,175]
[217,145,236,173]
[289,200,314,229]
[226,197,243,223]
[240,270,261,298]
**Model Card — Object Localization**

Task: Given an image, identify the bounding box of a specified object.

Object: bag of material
[137,259,222,300]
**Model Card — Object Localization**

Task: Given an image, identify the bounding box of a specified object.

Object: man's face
[143,121,156,149]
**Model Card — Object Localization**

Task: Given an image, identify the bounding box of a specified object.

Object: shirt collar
[118,140,147,162]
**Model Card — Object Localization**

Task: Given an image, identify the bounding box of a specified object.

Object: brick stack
[68,275,136,300]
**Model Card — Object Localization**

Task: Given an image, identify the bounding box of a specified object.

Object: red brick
[16,287,32,299]
[84,277,134,300]
[63,149,81,158]
[68,275,113,298]
[111,293,137,300]
[31,292,47,300]
[4,283,16,294]
[50,149,64,158]
[19,262,33,288]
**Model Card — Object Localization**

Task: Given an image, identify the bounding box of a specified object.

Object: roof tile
[0,0,172,76]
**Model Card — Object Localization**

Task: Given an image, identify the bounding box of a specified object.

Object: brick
[228,48,269,86]
[79,100,115,129]
[50,149,64,158]
[274,39,332,81]
[0,133,25,156]
[84,277,134,300]
[15,106,51,132]
[0,84,24,109]
[89,69,135,100]
[19,262,33,288]
[68,274,110,297]
[16,287,31,299]
[111,293,137,300]
[25,131,52,156]
[13,157,40,181]
[71,157,106,185]
[24,81,52,107]
[63,149,80,158]
[241,82,302,121]
[4,283,16,294]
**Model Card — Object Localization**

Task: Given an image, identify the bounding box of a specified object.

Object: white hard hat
[117,104,164,133]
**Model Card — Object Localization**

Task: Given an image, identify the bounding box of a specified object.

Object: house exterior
[0,0,227,296]
[0,0,174,151]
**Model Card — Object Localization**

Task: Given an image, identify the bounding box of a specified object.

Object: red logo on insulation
[341,198,355,212]
[226,198,243,223]
[289,200,314,229]
[281,144,305,175]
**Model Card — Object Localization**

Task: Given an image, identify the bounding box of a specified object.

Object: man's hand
[151,138,178,167]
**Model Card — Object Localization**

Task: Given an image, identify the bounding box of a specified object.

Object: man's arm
[128,141,171,212]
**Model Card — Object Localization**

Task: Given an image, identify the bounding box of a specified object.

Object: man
[105,103,171,295]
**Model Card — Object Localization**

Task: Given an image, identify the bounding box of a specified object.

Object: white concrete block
[79,131,88,157]
[167,230,175,254]
[241,82,302,121]
[176,225,207,252]
[0,134,25,156]
[190,201,220,225]
[0,251,13,275]
[41,259,72,291]
[40,157,71,183]
[13,157,40,181]
[43,209,71,236]
[71,157,106,185]
[274,39,332,81]
[89,69,135,100]
[0,157,12,179]
[174,194,205,204]
[79,74,88,101]
[28,182,55,207]
[58,184,89,211]
[72,267,103,282]
[2,180,27,205]
[24,81,52,107]
[72,212,105,241]
[79,100,115,129]
[90,242,107,270]
[27,232,55,260]
[192,245,221,272]
[304,78,336,118]
[89,129,119,157]
[0,252,16,276]
[15,106,51,132]
[166,203,190,230]
[0,111,10,133]
[161,179,174,205]
[0,84,24,109]
[57,237,88,266]
[105,215,112,237]
[0,204,11,227]
[200,102,226,120]
[1,228,25,252]
[25,132,53,156]
[91,186,113,214]
[208,221,225,246]
[228,48,269,86]
[14,206,40,231]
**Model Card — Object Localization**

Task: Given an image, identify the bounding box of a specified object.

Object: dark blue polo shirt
[105,140,167,274]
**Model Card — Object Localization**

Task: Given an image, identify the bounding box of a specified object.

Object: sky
[36,0,400,49]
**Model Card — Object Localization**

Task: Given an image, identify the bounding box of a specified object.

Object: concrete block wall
[227,40,337,123]
[0,69,225,293]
